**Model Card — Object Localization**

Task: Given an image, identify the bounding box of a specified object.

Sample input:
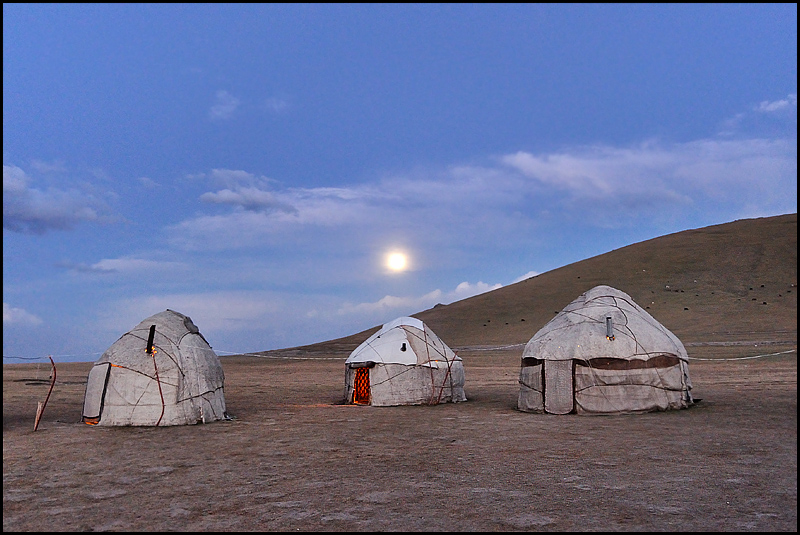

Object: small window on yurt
[353,367,370,404]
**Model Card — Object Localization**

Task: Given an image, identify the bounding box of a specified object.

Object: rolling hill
[259,213,797,356]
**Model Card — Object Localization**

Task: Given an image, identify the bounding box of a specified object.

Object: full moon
[387,252,408,271]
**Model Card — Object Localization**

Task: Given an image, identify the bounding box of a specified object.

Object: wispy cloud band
[3,165,109,234]
[3,302,42,326]
[169,135,797,251]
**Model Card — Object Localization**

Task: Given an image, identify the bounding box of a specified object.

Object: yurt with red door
[344,316,466,406]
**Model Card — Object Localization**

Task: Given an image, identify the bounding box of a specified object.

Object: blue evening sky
[4,4,797,362]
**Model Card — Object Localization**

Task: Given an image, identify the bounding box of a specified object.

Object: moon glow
[387,252,408,271]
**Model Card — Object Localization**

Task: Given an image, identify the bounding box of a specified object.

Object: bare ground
[3,344,797,532]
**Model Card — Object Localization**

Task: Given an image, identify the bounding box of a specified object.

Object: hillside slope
[261,213,797,355]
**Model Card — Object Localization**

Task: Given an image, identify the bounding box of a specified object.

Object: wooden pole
[33,356,56,431]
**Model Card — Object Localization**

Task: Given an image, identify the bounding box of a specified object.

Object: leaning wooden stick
[33,356,56,431]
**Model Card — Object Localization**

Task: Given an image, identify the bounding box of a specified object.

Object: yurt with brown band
[518,285,694,415]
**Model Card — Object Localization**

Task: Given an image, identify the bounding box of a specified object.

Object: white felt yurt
[518,285,693,415]
[344,317,467,406]
[82,309,228,426]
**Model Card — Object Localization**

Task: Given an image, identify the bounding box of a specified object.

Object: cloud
[3,165,109,234]
[512,271,540,283]
[209,90,240,120]
[200,187,298,213]
[195,168,284,190]
[501,144,691,205]
[59,257,187,274]
[720,94,797,138]
[90,278,500,355]
[756,94,797,113]
[501,137,796,213]
[94,291,342,353]
[3,164,29,194]
[450,281,503,300]
[137,176,160,189]
[167,182,390,250]
[262,97,289,113]
[3,303,43,326]
[337,290,444,317]
[337,280,502,317]
[166,128,796,253]
[101,291,282,334]
[160,99,798,297]
[30,160,67,173]
[171,166,518,251]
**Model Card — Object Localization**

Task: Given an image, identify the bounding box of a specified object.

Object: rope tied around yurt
[148,347,165,426]
[413,326,455,405]
[145,325,166,426]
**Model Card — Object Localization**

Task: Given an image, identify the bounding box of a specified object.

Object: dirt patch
[3,346,797,531]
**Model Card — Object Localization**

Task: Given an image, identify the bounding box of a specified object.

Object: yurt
[518,285,693,415]
[82,309,228,426]
[344,316,467,406]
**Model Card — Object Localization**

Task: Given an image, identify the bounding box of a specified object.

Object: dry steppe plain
[4,214,797,531]
[3,345,797,531]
